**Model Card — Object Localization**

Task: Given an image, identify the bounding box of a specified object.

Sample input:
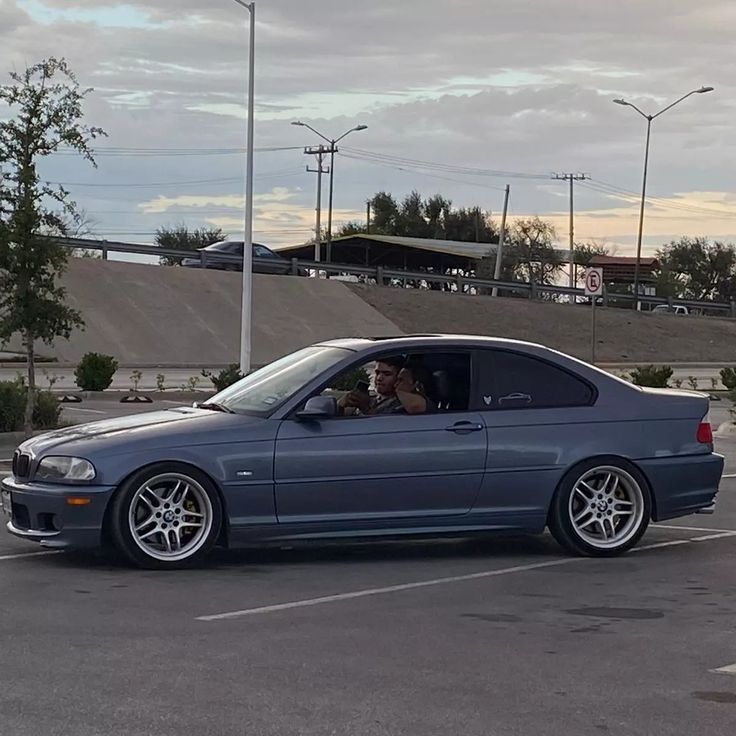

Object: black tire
[109,463,223,570]
[548,457,651,557]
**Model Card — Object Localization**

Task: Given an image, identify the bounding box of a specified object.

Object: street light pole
[613,86,713,310]
[633,116,652,309]
[291,121,367,263]
[232,0,256,375]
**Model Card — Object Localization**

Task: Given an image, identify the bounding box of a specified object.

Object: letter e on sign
[584,268,604,297]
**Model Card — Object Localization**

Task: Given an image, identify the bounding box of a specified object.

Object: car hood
[20,408,263,456]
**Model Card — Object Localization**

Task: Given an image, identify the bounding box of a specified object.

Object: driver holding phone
[338,357,435,416]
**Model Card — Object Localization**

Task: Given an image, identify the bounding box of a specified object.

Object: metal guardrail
[51,236,736,318]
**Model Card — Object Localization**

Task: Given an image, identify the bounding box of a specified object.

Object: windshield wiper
[198,402,235,414]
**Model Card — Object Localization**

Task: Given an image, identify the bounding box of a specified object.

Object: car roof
[317,334,547,352]
[200,240,271,250]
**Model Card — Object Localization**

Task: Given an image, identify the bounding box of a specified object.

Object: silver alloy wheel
[128,473,213,562]
[568,465,645,549]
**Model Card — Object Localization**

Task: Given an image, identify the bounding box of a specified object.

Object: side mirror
[296,396,338,420]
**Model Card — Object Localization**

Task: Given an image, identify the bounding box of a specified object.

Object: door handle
[445,421,484,433]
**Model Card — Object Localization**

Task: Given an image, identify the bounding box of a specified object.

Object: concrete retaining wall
[3,259,402,366]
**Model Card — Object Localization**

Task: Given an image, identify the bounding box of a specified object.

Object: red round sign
[585,269,602,295]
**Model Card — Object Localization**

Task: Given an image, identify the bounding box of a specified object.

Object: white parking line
[711,663,736,676]
[690,532,736,542]
[61,408,106,414]
[722,473,736,478]
[197,530,736,622]
[631,539,692,552]
[0,550,63,562]
[656,524,736,534]
[196,557,579,621]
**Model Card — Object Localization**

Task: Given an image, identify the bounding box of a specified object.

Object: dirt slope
[348,285,736,364]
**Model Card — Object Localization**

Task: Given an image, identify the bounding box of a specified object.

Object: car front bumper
[2,475,116,549]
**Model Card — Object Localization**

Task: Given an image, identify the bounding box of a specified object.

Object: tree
[368,192,400,235]
[155,225,227,266]
[502,217,563,285]
[0,58,105,434]
[573,240,609,285]
[344,190,497,245]
[62,208,101,258]
[336,221,365,238]
[396,190,430,238]
[656,237,736,301]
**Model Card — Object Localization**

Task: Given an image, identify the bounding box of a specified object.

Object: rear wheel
[109,464,222,569]
[548,459,650,557]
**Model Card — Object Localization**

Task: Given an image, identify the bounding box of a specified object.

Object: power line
[47,167,303,189]
[54,145,304,157]
[340,146,551,180]
[580,180,736,219]
[338,152,510,192]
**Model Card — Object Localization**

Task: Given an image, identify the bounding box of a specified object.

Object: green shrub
[32,391,61,429]
[0,381,61,432]
[202,364,244,392]
[720,367,736,391]
[331,365,371,391]
[629,365,673,388]
[74,353,119,391]
[0,381,26,432]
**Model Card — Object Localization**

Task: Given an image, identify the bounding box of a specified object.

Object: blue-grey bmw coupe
[2,336,723,568]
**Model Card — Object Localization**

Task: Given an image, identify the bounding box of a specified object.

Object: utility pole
[366,200,371,233]
[492,184,510,298]
[291,121,367,263]
[305,145,330,263]
[552,173,588,298]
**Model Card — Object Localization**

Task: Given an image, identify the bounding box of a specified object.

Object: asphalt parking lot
[1,440,735,735]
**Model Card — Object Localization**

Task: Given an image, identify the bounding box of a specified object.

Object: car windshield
[210,346,351,416]
[254,245,278,258]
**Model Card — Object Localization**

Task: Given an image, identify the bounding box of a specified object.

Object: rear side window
[475,350,595,409]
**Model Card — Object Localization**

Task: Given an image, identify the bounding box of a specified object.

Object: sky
[2,0,735,256]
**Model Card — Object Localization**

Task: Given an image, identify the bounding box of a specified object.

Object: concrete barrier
[3,259,402,366]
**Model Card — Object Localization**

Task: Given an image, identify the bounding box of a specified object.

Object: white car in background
[653,305,689,315]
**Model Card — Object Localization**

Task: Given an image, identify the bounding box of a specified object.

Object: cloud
[2,0,733,253]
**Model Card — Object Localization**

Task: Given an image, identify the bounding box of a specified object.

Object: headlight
[35,457,96,482]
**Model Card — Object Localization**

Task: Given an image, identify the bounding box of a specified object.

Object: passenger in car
[394,362,437,415]
[338,356,436,416]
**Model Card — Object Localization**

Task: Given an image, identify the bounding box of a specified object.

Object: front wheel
[109,464,223,569]
[548,459,651,557]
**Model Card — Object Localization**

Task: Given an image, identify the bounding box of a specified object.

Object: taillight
[697,421,713,444]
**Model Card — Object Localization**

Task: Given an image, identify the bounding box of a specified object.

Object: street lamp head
[291,120,306,127]
[354,125,368,131]
[697,86,714,94]
[613,98,628,106]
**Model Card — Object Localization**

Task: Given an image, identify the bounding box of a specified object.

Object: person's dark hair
[401,360,435,397]
[376,355,405,372]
